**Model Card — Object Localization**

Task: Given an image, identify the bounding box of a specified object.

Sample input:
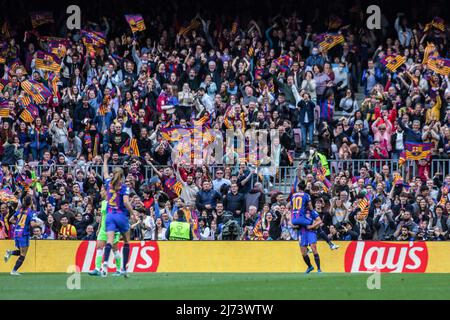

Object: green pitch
[0,273,449,300]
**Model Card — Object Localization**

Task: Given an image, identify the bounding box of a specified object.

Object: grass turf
[0,273,449,300]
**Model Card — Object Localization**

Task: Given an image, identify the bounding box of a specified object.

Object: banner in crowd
[35,51,61,73]
[317,33,344,52]
[399,142,434,166]
[125,14,146,33]
[381,54,406,72]
[427,57,450,76]
[1,241,450,273]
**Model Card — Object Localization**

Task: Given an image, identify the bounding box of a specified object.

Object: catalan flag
[35,51,61,73]
[21,80,52,105]
[358,196,370,218]
[318,33,344,52]
[172,181,183,197]
[20,104,39,123]
[422,42,439,65]
[125,14,146,33]
[130,138,140,157]
[381,54,406,72]
[30,12,54,29]
[427,57,450,76]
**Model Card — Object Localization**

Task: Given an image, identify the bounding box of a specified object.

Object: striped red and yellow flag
[358,197,370,218]
[427,57,450,76]
[130,138,140,157]
[0,107,9,117]
[172,181,183,197]
[381,54,406,72]
[422,42,439,65]
[19,104,39,123]
[319,34,344,52]
[35,51,61,73]
[21,80,52,104]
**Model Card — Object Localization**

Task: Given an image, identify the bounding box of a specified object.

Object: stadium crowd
[0,0,449,241]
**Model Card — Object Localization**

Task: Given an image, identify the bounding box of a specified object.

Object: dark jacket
[224,192,246,217]
[195,189,222,211]
[397,118,423,143]
[297,100,315,125]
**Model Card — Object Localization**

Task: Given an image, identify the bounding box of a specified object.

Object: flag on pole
[318,33,345,52]
[125,14,146,33]
[381,54,406,72]
[35,51,61,73]
[30,12,54,29]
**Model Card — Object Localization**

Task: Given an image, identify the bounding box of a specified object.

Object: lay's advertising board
[0,241,449,273]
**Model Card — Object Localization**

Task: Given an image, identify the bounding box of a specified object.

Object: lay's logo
[344,242,428,273]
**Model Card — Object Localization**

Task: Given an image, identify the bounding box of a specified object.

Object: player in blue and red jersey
[4,196,38,275]
[101,152,135,278]
[298,209,323,273]
[289,181,314,227]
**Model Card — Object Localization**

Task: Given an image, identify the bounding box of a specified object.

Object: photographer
[338,221,358,240]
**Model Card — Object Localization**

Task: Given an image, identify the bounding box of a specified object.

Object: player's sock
[302,255,312,268]
[103,243,112,265]
[114,251,122,271]
[122,243,130,271]
[95,248,103,270]
[314,254,321,270]
[13,255,25,272]
[11,250,20,256]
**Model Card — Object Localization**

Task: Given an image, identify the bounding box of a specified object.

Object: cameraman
[220,212,241,240]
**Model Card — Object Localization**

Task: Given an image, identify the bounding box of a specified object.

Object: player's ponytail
[111,167,124,191]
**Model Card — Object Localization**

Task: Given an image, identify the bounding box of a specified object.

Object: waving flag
[399,142,434,167]
[125,14,146,33]
[30,12,54,29]
[47,72,60,95]
[177,18,201,36]
[45,38,71,58]
[274,55,293,73]
[161,126,187,142]
[20,104,39,123]
[381,54,406,72]
[130,138,140,157]
[81,30,106,54]
[422,42,439,65]
[427,57,450,76]
[8,59,27,75]
[35,51,61,73]
[0,99,10,117]
[193,112,211,127]
[318,33,344,52]
[358,196,370,218]
[425,17,445,32]
[0,189,18,203]
[21,80,52,105]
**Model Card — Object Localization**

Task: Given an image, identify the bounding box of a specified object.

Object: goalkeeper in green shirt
[88,186,122,276]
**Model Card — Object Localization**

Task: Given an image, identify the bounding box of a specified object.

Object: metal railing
[9,159,450,195]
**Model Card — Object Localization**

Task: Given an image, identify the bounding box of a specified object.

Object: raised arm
[103,152,110,180]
